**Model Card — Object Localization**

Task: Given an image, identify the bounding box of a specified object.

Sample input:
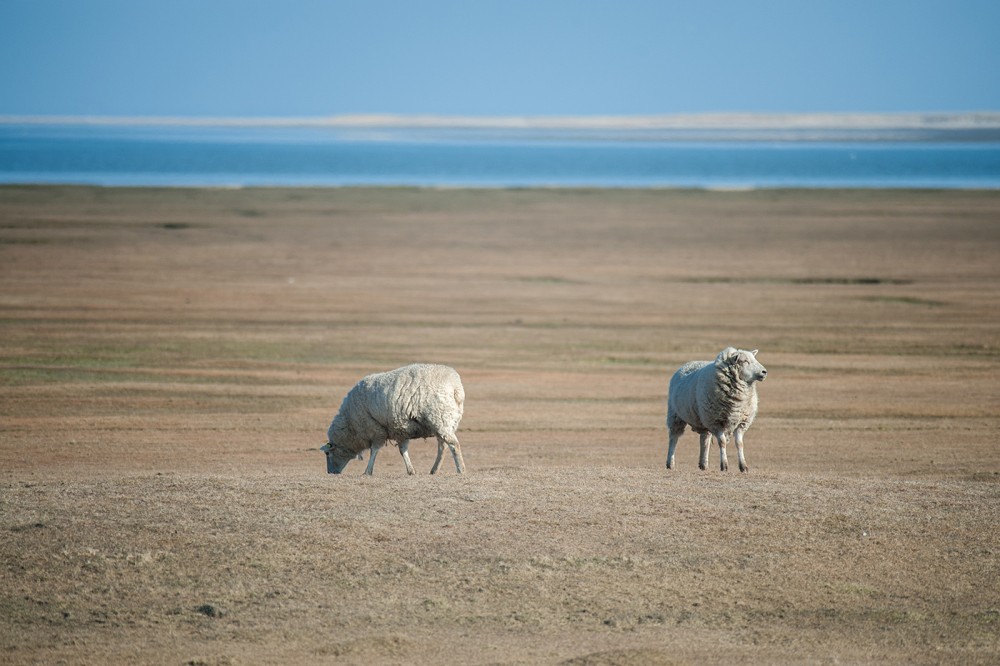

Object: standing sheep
[321,363,466,475]
[666,348,767,473]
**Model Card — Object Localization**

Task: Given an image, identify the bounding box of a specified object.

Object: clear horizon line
[3,111,1000,130]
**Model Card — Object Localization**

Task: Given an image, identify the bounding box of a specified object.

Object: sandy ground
[1,186,998,665]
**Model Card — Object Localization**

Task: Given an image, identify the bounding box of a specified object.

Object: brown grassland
[1,186,998,665]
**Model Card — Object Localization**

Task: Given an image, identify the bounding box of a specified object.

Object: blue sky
[1,0,998,118]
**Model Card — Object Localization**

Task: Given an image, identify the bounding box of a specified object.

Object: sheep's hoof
[720,463,728,472]
[698,463,707,471]
[739,464,749,473]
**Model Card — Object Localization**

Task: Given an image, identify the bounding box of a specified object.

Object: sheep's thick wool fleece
[327,364,464,455]
[669,360,758,434]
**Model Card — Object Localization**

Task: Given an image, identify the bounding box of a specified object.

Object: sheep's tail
[453,382,465,407]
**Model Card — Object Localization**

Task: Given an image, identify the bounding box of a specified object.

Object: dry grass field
[1,186,998,664]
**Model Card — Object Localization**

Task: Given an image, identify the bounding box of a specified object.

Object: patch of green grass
[755,338,999,358]
[679,276,913,285]
[529,396,659,404]
[859,295,945,307]
[867,608,927,624]
[973,609,1000,626]
[515,276,582,285]
[0,366,165,386]
[792,277,912,285]
[0,238,50,244]
[840,583,880,597]
[0,364,295,387]
[0,333,396,387]
[1,351,152,371]
[600,356,659,366]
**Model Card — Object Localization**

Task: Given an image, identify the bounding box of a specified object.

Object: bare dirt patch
[1,186,999,664]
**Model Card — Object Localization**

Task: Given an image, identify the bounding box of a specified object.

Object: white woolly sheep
[666,348,767,473]
[321,363,466,475]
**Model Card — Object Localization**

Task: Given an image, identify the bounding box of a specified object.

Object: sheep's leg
[430,438,445,475]
[697,432,710,470]
[435,433,465,474]
[698,432,711,470]
[398,439,416,476]
[666,414,684,470]
[365,441,384,476]
[715,430,729,472]
[449,436,466,474]
[735,427,749,473]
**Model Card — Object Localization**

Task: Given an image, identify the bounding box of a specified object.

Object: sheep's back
[355,364,464,441]
[668,361,712,429]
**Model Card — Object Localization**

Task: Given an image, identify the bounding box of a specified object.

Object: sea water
[1,123,999,189]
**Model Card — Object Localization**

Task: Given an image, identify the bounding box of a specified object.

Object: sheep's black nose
[760,369,767,377]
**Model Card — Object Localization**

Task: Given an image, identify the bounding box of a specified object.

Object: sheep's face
[321,443,353,474]
[717,347,768,384]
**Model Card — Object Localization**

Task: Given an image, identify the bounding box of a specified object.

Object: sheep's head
[716,347,768,384]
[321,442,354,474]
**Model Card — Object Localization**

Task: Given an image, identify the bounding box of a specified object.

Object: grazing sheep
[666,348,767,473]
[321,363,466,475]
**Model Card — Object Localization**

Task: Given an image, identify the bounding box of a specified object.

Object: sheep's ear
[751,349,758,357]
[320,443,332,453]
[716,347,738,367]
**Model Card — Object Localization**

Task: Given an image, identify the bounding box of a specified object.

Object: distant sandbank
[3,111,1000,130]
[5,112,1000,143]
